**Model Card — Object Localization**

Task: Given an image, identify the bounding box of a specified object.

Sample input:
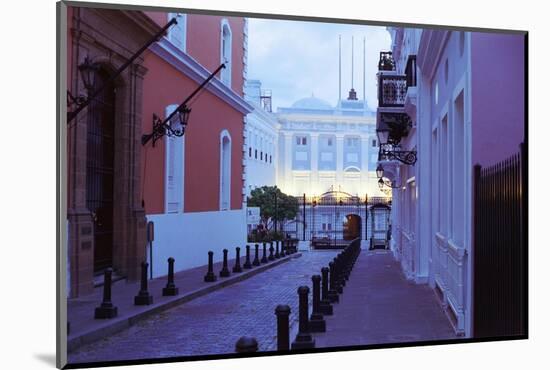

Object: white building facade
[243,80,279,196]
[378,27,474,337]
[276,95,387,198]
[377,27,524,337]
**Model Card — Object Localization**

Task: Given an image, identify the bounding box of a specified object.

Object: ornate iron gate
[473,144,526,338]
[86,68,116,273]
[280,190,391,249]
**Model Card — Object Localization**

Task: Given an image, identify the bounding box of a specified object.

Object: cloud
[247,18,392,111]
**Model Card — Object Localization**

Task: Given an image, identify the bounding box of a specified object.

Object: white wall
[146,209,247,278]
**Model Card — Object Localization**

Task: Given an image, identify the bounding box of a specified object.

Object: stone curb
[68,252,302,352]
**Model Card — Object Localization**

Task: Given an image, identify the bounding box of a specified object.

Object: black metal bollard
[95,268,118,319]
[162,257,179,296]
[204,251,217,282]
[279,239,285,257]
[335,257,344,293]
[233,246,242,273]
[327,261,339,303]
[275,240,280,259]
[220,249,231,277]
[320,267,333,315]
[309,275,326,332]
[253,243,261,266]
[243,245,252,269]
[275,304,291,351]
[134,261,153,305]
[235,336,258,353]
[291,286,315,349]
[334,257,344,293]
[268,242,275,261]
[261,242,268,263]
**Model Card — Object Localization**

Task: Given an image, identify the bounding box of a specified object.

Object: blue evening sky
[247,17,392,111]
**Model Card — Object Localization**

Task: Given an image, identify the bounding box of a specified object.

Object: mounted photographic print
[56,1,528,368]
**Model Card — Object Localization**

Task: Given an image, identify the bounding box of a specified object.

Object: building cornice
[123,10,162,37]
[150,38,253,115]
[417,29,450,80]
[247,101,279,127]
[277,113,375,125]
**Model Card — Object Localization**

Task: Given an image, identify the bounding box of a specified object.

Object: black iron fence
[378,75,407,107]
[279,192,392,249]
[473,143,526,338]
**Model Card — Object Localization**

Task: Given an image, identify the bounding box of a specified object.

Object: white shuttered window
[168,13,187,51]
[165,105,184,213]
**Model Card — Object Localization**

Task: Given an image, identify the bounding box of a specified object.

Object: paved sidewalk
[68,250,339,364]
[68,251,299,351]
[313,250,457,348]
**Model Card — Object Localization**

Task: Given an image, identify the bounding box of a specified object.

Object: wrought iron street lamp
[78,56,99,92]
[67,17,178,123]
[376,164,384,179]
[141,62,226,146]
[378,177,400,190]
[67,56,100,111]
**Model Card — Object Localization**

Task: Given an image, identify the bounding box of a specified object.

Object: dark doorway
[86,68,116,273]
[343,214,361,240]
[369,204,391,250]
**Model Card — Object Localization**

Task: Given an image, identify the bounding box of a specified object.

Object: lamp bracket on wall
[379,143,417,165]
[141,62,226,147]
[143,109,190,147]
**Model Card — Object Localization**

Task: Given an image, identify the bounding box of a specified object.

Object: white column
[336,134,344,188]
[310,133,319,193]
[360,135,370,190]
[283,132,293,192]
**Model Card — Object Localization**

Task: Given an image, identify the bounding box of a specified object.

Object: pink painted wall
[144,11,245,96]
[141,53,244,214]
[471,32,525,167]
[187,14,244,97]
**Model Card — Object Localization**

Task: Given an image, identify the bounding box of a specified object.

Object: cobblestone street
[68,250,338,364]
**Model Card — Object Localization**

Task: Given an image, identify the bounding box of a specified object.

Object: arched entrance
[86,67,116,273]
[343,214,361,240]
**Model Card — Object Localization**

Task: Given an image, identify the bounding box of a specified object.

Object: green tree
[247,186,298,231]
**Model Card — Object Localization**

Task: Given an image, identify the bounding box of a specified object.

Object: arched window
[165,104,185,213]
[167,13,187,52]
[220,19,232,86]
[220,130,232,210]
